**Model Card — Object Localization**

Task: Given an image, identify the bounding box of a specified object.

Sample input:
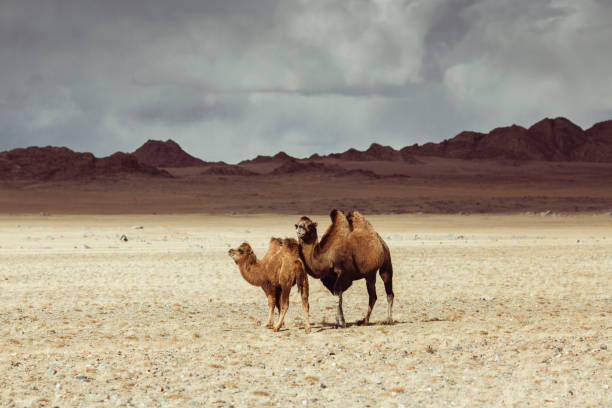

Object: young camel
[228,237,311,333]
[295,209,394,327]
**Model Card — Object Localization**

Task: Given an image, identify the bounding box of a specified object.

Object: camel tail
[379,237,394,295]
[379,237,394,324]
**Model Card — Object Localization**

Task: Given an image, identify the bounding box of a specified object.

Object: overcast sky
[1,0,611,163]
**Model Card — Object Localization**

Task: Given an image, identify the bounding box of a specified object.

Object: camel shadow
[311,319,408,333]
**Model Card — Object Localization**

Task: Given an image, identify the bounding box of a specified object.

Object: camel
[228,237,311,333]
[295,209,393,327]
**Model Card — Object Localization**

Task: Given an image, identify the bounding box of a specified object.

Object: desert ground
[2,157,612,215]
[0,213,610,407]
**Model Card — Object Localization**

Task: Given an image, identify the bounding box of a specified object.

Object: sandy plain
[0,213,610,407]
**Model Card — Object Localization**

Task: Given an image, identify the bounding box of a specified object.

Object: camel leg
[331,268,348,328]
[379,269,394,324]
[300,278,311,334]
[264,290,276,329]
[335,292,346,328]
[359,276,377,325]
[273,288,290,332]
[274,286,281,315]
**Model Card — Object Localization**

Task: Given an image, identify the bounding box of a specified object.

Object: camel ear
[294,224,298,228]
[313,222,318,228]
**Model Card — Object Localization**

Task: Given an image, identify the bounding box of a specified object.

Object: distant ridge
[239,151,295,165]
[202,164,258,176]
[324,143,420,163]
[237,117,612,164]
[401,117,612,162]
[0,146,170,181]
[133,139,207,167]
[270,159,382,178]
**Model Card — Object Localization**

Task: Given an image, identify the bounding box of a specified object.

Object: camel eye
[238,249,244,254]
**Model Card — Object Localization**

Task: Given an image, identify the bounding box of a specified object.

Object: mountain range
[240,117,612,164]
[1,116,611,181]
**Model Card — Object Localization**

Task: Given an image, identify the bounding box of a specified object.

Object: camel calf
[228,237,310,333]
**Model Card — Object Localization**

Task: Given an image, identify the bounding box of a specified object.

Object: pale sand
[0,214,610,407]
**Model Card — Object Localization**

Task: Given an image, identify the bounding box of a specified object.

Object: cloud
[0,0,611,163]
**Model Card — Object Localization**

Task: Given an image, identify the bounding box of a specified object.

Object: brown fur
[228,237,310,333]
[296,209,394,326]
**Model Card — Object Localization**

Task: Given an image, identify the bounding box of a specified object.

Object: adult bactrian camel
[228,237,311,333]
[295,209,394,327]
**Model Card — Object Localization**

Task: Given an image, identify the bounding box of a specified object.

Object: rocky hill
[323,143,418,162]
[238,151,295,165]
[0,146,170,181]
[239,117,611,164]
[401,117,612,162]
[133,139,207,167]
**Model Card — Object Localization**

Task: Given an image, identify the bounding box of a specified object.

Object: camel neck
[300,239,327,278]
[237,254,265,287]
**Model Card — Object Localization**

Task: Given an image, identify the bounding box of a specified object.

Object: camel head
[228,242,253,263]
[295,216,318,243]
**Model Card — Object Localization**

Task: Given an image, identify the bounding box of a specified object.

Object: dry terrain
[2,157,612,215]
[0,214,610,407]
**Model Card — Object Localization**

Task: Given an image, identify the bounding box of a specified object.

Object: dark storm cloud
[1,0,611,163]
[129,93,247,125]
[421,0,482,81]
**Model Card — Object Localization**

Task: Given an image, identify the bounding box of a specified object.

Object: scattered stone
[120,235,128,242]
[131,225,143,230]
[75,375,92,382]
[82,244,90,249]
[601,344,607,350]
[320,383,327,389]
[47,369,57,375]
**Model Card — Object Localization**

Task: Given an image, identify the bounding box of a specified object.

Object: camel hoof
[264,323,273,329]
[383,318,394,325]
[273,327,280,332]
[357,319,369,326]
[304,326,311,334]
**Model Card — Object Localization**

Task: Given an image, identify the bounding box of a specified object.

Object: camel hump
[330,209,351,231]
[281,238,300,254]
[329,208,341,220]
[267,237,283,253]
[347,210,375,233]
[320,209,351,250]
[269,237,282,246]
